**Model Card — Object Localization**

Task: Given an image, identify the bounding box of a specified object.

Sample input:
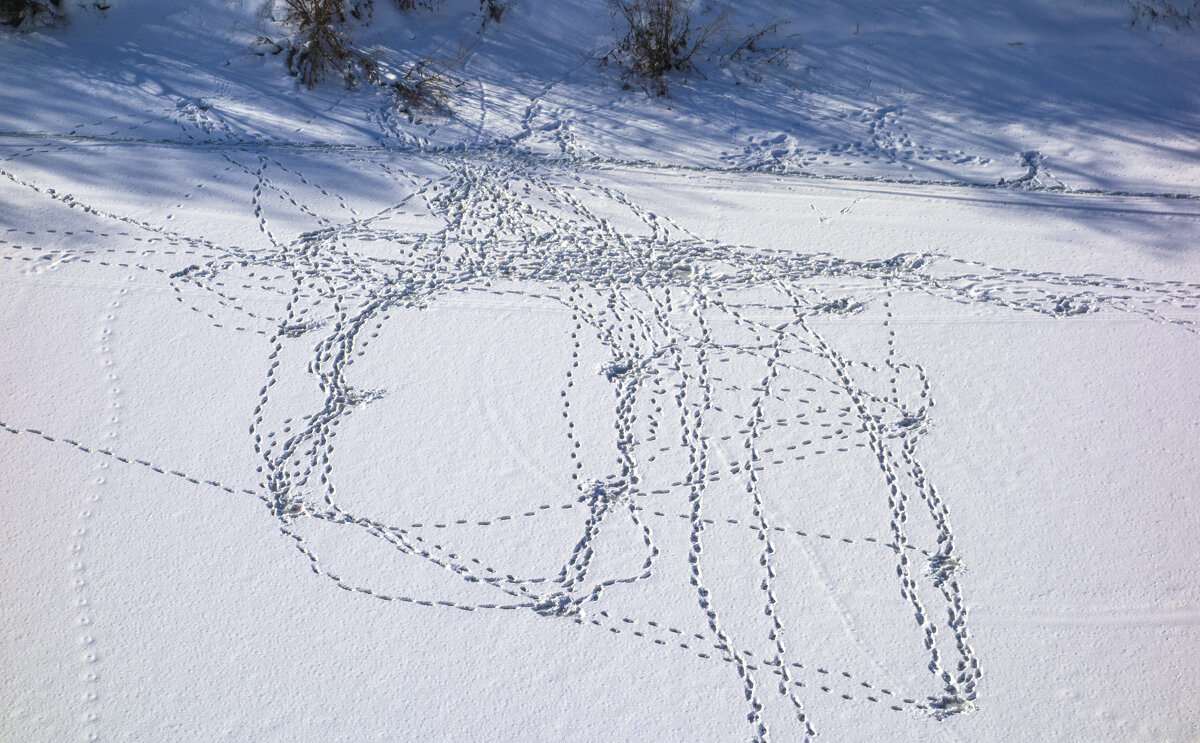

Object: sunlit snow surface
[3,1,1200,741]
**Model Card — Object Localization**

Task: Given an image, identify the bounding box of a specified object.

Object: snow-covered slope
[2,2,1199,741]
[3,0,1198,191]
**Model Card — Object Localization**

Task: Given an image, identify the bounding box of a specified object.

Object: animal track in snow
[3,132,1200,742]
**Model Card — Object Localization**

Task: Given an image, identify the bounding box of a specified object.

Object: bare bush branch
[609,0,726,96]
[718,16,796,84]
[282,0,378,89]
[723,18,789,63]
[479,0,506,24]
[1,0,65,29]
[392,0,441,10]
[385,43,473,113]
[1130,1,1200,28]
[609,0,720,96]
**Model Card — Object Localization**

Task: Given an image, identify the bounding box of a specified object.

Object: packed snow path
[3,129,1199,741]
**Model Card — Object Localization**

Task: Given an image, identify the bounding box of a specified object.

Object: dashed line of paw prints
[578,610,933,714]
[2,407,943,719]
[0,166,231,252]
[10,144,1198,736]
[795,314,973,709]
[275,500,932,717]
[0,421,262,502]
[1,232,277,335]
